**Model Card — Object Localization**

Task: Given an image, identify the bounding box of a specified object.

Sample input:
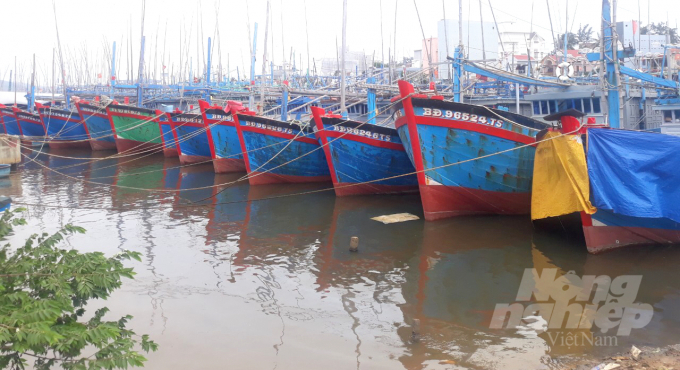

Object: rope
[11,122,586,211]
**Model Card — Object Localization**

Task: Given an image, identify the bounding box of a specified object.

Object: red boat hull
[48,141,91,150]
[90,140,117,151]
[420,184,531,221]
[163,148,178,157]
[179,154,212,165]
[114,138,162,154]
[247,171,331,186]
[333,183,418,197]
[213,158,246,173]
[583,224,680,254]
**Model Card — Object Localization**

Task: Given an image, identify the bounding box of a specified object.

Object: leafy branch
[0,209,157,370]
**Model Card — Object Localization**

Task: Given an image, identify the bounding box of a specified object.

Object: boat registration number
[244,121,295,134]
[331,125,392,142]
[421,108,503,128]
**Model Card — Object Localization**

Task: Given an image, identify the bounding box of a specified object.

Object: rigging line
[13,122,585,211]
[7,93,410,195]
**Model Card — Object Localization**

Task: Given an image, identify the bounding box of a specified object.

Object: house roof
[542,50,587,62]
[513,55,537,61]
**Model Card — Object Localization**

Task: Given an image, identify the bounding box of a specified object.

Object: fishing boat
[531,110,680,253]
[13,107,46,147]
[233,110,331,185]
[75,101,117,151]
[198,100,246,173]
[582,128,680,253]
[0,105,21,137]
[168,109,212,164]
[106,105,163,154]
[156,110,178,157]
[35,103,91,150]
[310,106,418,196]
[393,80,550,221]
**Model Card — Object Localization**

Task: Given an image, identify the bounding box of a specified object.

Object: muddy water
[2,148,680,370]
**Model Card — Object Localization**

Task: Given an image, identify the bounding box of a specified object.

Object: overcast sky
[0,0,677,86]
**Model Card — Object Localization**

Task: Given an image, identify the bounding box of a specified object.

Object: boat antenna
[260,0,271,114]
[413,0,433,83]
[52,0,69,108]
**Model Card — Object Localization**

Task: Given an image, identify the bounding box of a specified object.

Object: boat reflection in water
[7,149,680,369]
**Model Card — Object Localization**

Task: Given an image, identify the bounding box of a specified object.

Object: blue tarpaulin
[587,128,680,223]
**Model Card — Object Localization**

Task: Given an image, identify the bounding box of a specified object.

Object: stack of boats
[0,79,678,254]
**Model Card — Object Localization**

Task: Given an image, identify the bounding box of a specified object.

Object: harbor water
[2,148,680,369]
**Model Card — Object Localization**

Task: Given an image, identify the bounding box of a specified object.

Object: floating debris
[371,212,420,224]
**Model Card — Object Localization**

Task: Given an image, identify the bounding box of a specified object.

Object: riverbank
[562,344,680,369]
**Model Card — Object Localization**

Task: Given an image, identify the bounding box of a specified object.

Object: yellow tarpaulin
[531,131,596,220]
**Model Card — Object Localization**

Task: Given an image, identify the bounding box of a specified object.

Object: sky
[0,0,677,87]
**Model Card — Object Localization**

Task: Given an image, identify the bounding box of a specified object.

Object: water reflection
[2,150,679,370]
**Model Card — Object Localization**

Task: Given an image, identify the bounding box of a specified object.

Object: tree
[577,24,594,43]
[557,32,579,50]
[0,209,157,369]
[641,22,679,44]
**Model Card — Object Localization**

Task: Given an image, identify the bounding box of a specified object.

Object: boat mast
[29,55,35,112]
[340,0,347,116]
[52,0,69,108]
[260,0,271,114]
[602,0,620,128]
[52,48,55,104]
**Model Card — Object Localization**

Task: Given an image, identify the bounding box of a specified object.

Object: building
[437,19,499,80]
[616,20,669,70]
[539,50,594,77]
[319,48,369,76]
[510,54,539,75]
[421,37,439,75]
[498,31,549,66]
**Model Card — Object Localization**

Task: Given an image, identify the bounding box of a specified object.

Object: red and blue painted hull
[234,113,331,185]
[581,211,680,253]
[37,107,91,150]
[169,111,211,164]
[311,107,418,196]
[199,101,246,173]
[394,80,546,220]
[0,107,22,136]
[157,112,179,157]
[14,110,46,138]
[75,103,117,151]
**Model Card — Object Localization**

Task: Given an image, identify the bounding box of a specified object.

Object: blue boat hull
[312,108,417,196]
[39,108,91,149]
[0,112,21,136]
[76,103,116,150]
[160,122,178,157]
[176,125,212,164]
[199,101,246,173]
[235,114,330,185]
[394,81,546,220]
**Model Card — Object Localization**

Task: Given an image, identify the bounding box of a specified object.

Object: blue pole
[206,37,212,103]
[270,61,274,85]
[29,86,35,112]
[110,41,117,98]
[281,85,289,121]
[453,47,462,103]
[367,77,376,124]
[603,0,619,128]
